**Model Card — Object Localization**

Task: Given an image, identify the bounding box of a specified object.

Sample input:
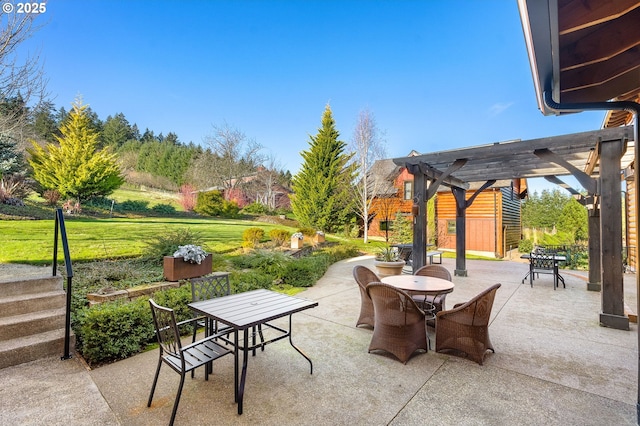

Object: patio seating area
[0,255,637,425]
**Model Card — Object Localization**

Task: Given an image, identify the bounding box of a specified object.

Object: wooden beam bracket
[534,148,598,194]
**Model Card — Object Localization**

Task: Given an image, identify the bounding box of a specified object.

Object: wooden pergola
[393,124,634,328]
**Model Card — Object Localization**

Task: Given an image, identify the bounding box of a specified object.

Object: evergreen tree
[31,101,60,143]
[557,198,588,241]
[27,99,124,201]
[0,137,24,175]
[291,104,355,233]
[102,113,133,148]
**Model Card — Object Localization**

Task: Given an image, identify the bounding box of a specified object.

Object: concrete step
[0,308,66,342]
[0,329,74,370]
[0,275,63,297]
[0,291,67,318]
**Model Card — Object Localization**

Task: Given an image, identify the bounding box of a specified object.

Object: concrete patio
[0,255,637,425]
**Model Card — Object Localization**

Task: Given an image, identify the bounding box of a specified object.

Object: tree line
[521,188,588,245]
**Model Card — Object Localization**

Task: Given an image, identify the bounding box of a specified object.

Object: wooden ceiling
[557,0,640,103]
[557,0,640,128]
[519,0,640,121]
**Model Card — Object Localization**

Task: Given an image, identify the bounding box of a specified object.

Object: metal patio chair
[148,299,232,426]
[189,273,232,343]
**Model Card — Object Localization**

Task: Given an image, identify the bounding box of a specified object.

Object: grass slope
[0,216,300,264]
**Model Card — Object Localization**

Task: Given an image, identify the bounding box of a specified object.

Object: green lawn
[0,217,299,264]
[110,187,182,210]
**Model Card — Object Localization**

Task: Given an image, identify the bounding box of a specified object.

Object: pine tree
[28,99,124,201]
[291,104,355,233]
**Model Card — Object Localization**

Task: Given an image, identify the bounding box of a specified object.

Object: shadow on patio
[1,256,637,425]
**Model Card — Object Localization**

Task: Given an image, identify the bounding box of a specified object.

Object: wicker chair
[435,283,501,365]
[412,265,452,318]
[352,265,380,328]
[148,299,232,426]
[366,282,428,364]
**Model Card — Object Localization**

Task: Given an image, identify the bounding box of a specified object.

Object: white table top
[381,274,454,295]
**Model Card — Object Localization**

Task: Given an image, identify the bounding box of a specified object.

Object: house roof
[368,158,402,196]
[517,0,640,124]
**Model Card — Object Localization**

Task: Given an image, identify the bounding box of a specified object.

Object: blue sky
[23,0,602,192]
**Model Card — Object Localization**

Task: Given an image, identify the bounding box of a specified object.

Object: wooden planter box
[163,254,212,281]
[313,233,325,244]
[291,238,303,249]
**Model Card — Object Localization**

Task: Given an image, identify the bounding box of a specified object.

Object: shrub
[282,253,330,287]
[230,250,290,279]
[178,184,197,212]
[242,227,265,247]
[43,189,61,206]
[241,202,267,215]
[84,196,114,209]
[142,227,204,262]
[76,297,154,365]
[518,239,533,253]
[195,190,224,216]
[269,229,291,246]
[297,227,316,238]
[322,244,361,262]
[230,270,274,293]
[0,174,30,203]
[117,200,149,212]
[75,285,193,366]
[222,199,240,217]
[62,199,81,214]
[151,203,176,215]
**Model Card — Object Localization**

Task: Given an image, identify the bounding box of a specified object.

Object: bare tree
[247,153,287,210]
[0,11,48,150]
[350,109,386,243]
[201,122,264,198]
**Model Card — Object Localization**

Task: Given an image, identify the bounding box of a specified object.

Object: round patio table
[381,274,454,296]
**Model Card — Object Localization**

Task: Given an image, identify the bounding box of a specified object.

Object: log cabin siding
[436,187,522,257]
[501,187,523,254]
[625,172,636,271]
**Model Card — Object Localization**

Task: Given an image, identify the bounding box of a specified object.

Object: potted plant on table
[373,245,405,277]
[163,244,213,281]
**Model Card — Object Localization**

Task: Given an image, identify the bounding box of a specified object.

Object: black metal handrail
[53,208,74,360]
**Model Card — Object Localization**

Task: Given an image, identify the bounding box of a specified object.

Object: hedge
[73,243,361,365]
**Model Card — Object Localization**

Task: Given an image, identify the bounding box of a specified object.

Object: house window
[447,220,456,235]
[380,220,391,231]
[403,181,413,200]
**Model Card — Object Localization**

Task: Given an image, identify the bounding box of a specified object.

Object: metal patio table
[189,289,318,414]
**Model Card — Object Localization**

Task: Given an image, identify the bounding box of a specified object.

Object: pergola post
[411,171,427,272]
[452,187,467,276]
[587,207,601,291]
[599,138,629,330]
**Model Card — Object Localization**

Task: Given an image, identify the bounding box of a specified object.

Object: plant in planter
[373,245,405,277]
[313,231,325,244]
[173,244,208,264]
[163,244,212,281]
[290,232,304,249]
